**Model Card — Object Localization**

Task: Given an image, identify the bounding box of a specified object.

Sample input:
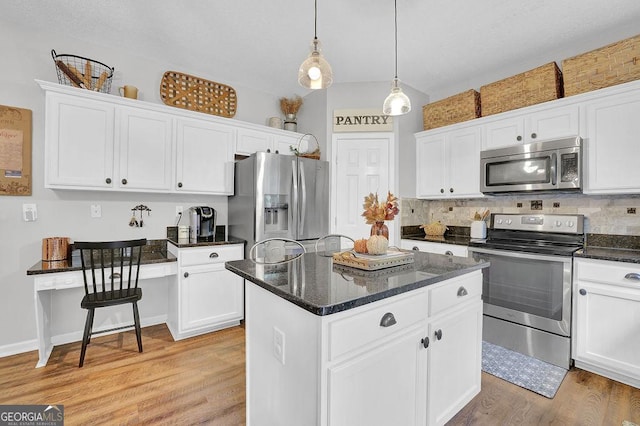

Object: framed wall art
[0,104,32,195]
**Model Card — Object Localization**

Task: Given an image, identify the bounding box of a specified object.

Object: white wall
[0,19,283,351]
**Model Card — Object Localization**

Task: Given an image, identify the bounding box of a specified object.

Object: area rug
[482,341,568,398]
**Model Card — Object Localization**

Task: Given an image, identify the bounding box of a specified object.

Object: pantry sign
[333,109,393,132]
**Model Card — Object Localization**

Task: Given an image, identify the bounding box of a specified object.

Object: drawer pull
[421,336,429,349]
[434,329,443,341]
[445,250,453,256]
[379,312,397,328]
[209,252,219,258]
[457,286,468,297]
[624,273,640,281]
[109,273,121,280]
[579,288,587,296]
[412,246,419,251]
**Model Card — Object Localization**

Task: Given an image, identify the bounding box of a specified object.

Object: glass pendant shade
[383,78,411,116]
[298,38,333,89]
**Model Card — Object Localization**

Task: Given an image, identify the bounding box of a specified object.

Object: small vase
[284,113,297,132]
[370,221,389,239]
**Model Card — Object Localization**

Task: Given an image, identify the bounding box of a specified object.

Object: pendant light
[298,0,333,89]
[382,0,411,116]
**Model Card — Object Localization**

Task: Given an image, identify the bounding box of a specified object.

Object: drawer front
[429,271,482,317]
[575,258,640,289]
[327,290,428,361]
[34,271,83,290]
[180,244,243,267]
[400,240,468,257]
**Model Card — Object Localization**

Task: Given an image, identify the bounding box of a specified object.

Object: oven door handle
[468,246,573,263]
[550,152,558,186]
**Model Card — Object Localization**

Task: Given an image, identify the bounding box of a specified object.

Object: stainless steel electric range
[468,213,585,369]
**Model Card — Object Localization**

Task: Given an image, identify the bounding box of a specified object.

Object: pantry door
[332,133,395,244]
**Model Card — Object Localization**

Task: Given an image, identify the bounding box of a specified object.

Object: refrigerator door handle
[291,158,298,237]
[299,161,306,235]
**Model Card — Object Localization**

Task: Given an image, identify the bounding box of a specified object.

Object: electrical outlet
[22,204,37,222]
[90,204,102,218]
[273,327,285,365]
[176,206,183,216]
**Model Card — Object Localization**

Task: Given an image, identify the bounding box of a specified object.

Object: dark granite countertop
[401,225,473,246]
[27,239,177,275]
[225,251,489,316]
[574,247,640,264]
[166,235,245,248]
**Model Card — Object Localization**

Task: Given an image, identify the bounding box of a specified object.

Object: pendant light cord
[314,0,318,40]
[394,0,398,79]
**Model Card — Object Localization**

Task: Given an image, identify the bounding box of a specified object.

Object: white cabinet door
[416,133,446,198]
[117,107,173,191]
[415,127,482,199]
[482,116,525,150]
[45,93,115,189]
[273,132,299,155]
[583,90,640,194]
[236,127,273,155]
[176,117,235,194]
[180,263,244,332]
[447,126,482,198]
[527,105,580,142]
[327,325,427,426]
[427,301,482,426]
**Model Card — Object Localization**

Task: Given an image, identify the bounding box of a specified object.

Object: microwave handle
[550,153,557,186]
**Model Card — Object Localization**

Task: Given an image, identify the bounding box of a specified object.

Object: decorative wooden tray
[332,250,415,271]
[160,71,237,118]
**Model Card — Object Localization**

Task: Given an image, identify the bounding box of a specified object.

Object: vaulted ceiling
[5,0,640,101]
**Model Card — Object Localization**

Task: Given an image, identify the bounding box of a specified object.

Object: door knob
[105,178,112,184]
[121,178,127,185]
[177,182,183,188]
[184,272,189,278]
[579,288,586,296]
[435,329,443,340]
[421,336,429,348]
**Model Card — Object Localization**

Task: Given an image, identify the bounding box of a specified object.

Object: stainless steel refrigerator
[229,152,329,258]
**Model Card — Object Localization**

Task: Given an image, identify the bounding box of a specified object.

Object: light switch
[90,204,102,218]
[22,204,37,222]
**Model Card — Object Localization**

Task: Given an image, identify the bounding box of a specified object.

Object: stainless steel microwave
[480,136,582,194]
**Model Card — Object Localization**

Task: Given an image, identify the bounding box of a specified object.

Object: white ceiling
[5,0,640,101]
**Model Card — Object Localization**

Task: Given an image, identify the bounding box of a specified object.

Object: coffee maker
[189,206,216,243]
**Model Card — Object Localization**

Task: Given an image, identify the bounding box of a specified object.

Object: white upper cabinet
[45,92,115,189]
[583,85,640,194]
[235,127,300,156]
[117,107,173,191]
[175,117,235,194]
[482,104,580,150]
[416,125,483,199]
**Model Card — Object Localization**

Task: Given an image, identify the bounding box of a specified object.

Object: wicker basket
[291,133,321,160]
[422,89,481,130]
[51,49,114,93]
[480,62,563,116]
[420,221,448,236]
[562,34,640,97]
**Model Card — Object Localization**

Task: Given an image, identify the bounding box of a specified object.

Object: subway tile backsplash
[401,193,640,236]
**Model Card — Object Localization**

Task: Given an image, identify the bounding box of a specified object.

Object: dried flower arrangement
[279,95,303,116]
[361,191,399,224]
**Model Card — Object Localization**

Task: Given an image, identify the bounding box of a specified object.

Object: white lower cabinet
[401,239,468,257]
[245,270,482,425]
[572,258,640,388]
[167,243,244,340]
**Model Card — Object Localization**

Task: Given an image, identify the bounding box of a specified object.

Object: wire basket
[51,49,114,93]
[291,133,321,160]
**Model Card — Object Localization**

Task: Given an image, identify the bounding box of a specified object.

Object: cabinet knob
[184,272,189,278]
[457,286,468,296]
[379,312,397,327]
[275,150,279,154]
[209,252,219,258]
[624,272,640,281]
[434,329,443,340]
[516,135,522,141]
[121,178,127,185]
[177,182,183,188]
[579,288,586,296]
[445,250,453,256]
[105,178,112,184]
[531,132,537,139]
[412,246,419,251]
[440,188,444,193]
[449,188,454,193]
[266,148,271,153]
[421,336,430,349]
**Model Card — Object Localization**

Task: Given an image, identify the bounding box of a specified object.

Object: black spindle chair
[75,238,147,367]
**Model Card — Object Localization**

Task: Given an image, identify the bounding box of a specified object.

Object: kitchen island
[226,251,489,426]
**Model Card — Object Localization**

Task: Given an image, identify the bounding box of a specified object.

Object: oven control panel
[491,214,584,234]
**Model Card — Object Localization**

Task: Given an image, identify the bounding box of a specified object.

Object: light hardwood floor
[1,324,639,425]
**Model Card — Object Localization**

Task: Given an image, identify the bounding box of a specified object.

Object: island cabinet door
[427,300,483,426]
[326,323,428,426]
